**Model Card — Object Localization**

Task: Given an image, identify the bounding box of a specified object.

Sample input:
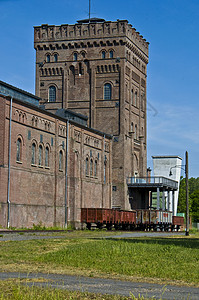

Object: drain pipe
[64,120,69,227]
[7,96,13,228]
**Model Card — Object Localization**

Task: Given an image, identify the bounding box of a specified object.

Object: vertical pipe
[65,120,69,227]
[185,151,189,236]
[157,187,160,210]
[7,97,13,228]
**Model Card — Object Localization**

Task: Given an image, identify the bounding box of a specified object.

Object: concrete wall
[152,156,182,215]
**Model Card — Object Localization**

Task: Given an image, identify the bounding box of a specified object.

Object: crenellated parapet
[34,19,149,57]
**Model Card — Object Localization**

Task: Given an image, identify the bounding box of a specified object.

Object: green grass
[0,231,198,286]
[0,280,138,300]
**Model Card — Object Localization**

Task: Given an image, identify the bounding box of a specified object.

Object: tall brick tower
[34,18,149,210]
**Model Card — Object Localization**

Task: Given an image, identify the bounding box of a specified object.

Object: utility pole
[185,151,189,236]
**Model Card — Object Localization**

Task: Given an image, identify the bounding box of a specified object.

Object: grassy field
[0,230,198,295]
[0,279,138,300]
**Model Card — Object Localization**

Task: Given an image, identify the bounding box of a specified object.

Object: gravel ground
[0,271,198,299]
[0,231,185,242]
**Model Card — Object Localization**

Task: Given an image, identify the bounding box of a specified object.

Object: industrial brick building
[0,18,150,228]
[34,18,149,211]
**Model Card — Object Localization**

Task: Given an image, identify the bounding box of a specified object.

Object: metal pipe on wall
[7,97,13,228]
[64,120,69,227]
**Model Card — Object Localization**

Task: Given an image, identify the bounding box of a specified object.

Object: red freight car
[172,216,184,231]
[81,208,136,230]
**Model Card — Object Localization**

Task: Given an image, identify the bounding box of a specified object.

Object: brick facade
[0,94,112,228]
[34,19,149,210]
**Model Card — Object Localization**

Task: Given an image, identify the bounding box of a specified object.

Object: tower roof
[77,17,105,24]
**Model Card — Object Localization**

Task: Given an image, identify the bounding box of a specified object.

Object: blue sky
[0,0,199,177]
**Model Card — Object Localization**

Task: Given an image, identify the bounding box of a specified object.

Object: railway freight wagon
[81,208,184,231]
[81,208,136,230]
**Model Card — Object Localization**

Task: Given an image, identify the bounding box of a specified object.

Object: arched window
[109,50,113,58]
[90,159,93,176]
[94,160,98,177]
[73,52,77,61]
[31,143,36,165]
[38,145,43,166]
[46,54,50,63]
[135,91,137,107]
[16,138,22,162]
[104,161,107,183]
[102,51,106,59]
[131,90,134,105]
[54,54,58,62]
[131,122,134,133]
[49,86,56,102]
[45,147,49,167]
[134,124,137,140]
[104,83,112,100]
[59,150,63,170]
[85,157,89,176]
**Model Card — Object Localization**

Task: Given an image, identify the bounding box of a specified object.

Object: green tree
[190,190,199,222]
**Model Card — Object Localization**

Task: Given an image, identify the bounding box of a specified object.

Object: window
[94,160,98,177]
[31,143,36,165]
[104,83,112,100]
[109,50,113,58]
[38,145,43,166]
[85,157,89,176]
[54,54,58,62]
[90,159,93,176]
[73,52,77,61]
[135,91,137,106]
[131,90,134,105]
[59,150,63,170]
[131,122,134,133]
[46,55,50,63]
[45,147,49,167]
[16,138,21,162]
[49,86,56,102]
[102,51,106,59]
[134,125,137,140]
[104,161,106,183]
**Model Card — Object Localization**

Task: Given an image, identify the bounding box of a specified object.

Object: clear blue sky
[1,0,199,178]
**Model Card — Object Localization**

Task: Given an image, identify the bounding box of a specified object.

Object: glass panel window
[90,159,93,176]
[49,86,56,102]
[73,53,77,61]
[45,147,49,167]
[102,51,106,59]
[109,50,113,58]
[85,157,89,176]
[135,91,137,107]
[131,90,134,105]
[31,143,36,165]
[104,83,112,100]
[38,145,43,166]
[46,55,50,63]
[94,160,97,177]
[59,150,63,170]
[54,54,58,62]
[16,138,21,162]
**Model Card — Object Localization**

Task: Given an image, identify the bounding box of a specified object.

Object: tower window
[45,147,49,167]
[73,52,78,61]
[85,157,89,176]
[16,138,22,162]
[135,91,137,107]
[54,54,58,62]
[109,50,113,58]
[38,145,43,166]
[102,51,106,59]
[104,83,112,100]
[46,55,50,63]
[131,90,134,105]
[49,86,56,102]
[94,160,98,177]
[90,159,93,176]
[31,143,36,165]
[59,150,63,171]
